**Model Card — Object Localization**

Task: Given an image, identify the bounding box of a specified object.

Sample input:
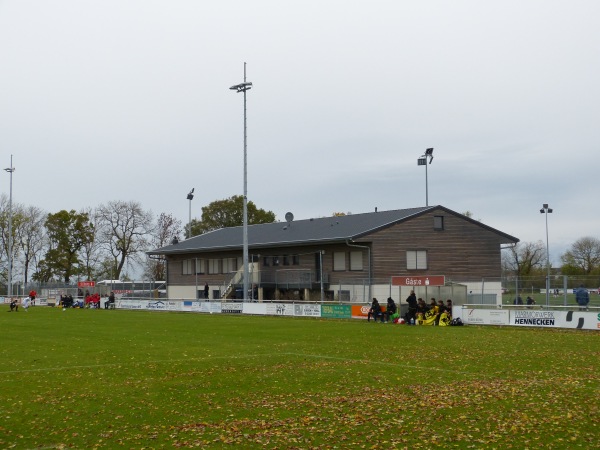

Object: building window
[434,215,444,230]
[272,256,280,266]
[407,250,428,270]
[183,259,194,275]
[196,259,205,275]
[208,259,220,274]
[283,255,289,266]
[333,251,346,271]
[263,257,270,267]
[350,251,363,271]
[222,258,237,273]
[292,255,300,265]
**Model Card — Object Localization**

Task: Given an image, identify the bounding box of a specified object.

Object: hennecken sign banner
[391,275,445,286]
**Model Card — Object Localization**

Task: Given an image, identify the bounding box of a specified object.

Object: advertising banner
[221,302,243,314]
[243,303,268,315]
[294,304,321,317]
[265,303,294,316]
[463,308,509,325]
[510,310,599,330]
[321,304,351,319]
[117,299,182,311]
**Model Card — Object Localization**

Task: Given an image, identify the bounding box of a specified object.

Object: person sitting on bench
[105,292,116,309]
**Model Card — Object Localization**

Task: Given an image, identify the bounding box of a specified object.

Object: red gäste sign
[77,281,96,288]
[391,276,445,286]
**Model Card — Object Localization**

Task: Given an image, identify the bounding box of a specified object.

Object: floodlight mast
[4,155,15,297]
[540,204,553,306]
[230,63,252,301]
[417,148,434,206]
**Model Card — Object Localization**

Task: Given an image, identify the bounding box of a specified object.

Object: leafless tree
[96,201,154,280]
[502,241,546,277]
[16,205,47,284]
[144,212,182,281]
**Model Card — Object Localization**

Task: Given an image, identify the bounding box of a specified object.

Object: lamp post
[540,203,553,306]
[417,148,434,206]
[187,188,194,239]
[4,156,15,297]
[230,63,252,301]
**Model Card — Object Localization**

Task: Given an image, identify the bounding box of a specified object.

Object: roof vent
[171,237,179,245]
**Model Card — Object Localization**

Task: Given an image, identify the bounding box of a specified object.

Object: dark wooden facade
[160,207,517,300]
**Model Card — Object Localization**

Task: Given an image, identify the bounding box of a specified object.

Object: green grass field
[1,307,598,449]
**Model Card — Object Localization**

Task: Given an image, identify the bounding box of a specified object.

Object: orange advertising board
[391,275,445,287]
[352,304,388,319]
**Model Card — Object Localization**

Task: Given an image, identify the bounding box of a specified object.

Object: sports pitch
[1,307,598,449]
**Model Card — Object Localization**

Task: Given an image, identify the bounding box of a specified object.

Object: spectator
[367,298,383,323]
[513,296,523,305]
[105,291,116,309]
[526,296,535,308]
[204,283,209,300]
[405,290,417,323]
[435,300,446,325]
[575,285,590,311]
[429,298,438,312]
[385,297,397,323]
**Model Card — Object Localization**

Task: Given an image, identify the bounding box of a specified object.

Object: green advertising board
[320,304,351,319]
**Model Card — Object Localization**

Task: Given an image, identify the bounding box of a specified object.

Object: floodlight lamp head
[548,208,553,214]
[187,194,194,200]
[425,148,434,156]
[540,209,545,214]
[543,203,548,209]
[229,82,253,92]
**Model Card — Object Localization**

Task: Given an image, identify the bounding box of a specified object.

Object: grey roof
[148,205,518,255]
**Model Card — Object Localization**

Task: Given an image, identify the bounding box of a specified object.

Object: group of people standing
[405,290,453,325]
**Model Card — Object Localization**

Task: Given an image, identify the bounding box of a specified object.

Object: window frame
[406,250,428,270]
[333,251,346,271]
[349,251,363,271]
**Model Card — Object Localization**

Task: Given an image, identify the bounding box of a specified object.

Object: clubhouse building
[148,205,519,304]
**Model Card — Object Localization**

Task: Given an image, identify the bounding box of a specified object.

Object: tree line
[0,194,275,289]
[502,237,600,281]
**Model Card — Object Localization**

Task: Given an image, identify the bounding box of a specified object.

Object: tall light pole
[540,203,553,306]
[230,63,252,301]
[417,148,434,206]
[4,155,15,297]
[187,188,194,239]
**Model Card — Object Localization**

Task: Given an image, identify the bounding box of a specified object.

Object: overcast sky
[1,0,598,265]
